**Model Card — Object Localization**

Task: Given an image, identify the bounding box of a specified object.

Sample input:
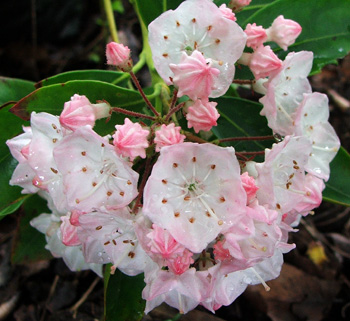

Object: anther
[96,226,102,230]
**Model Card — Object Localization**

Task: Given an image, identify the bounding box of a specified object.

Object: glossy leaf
[0,78,34,218]
[104,268,145,321]
[10,80,149,136]
[240,0,350,74]
[323,147,350,207]
[213,97,274,154]
[11,194,52,264]
[35,69,128,88]
[0,77,35,106]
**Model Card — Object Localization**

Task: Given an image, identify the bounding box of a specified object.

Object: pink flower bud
[219,4,236,21]
[112,118,149,160]
[154,123,185,152]
[245,23,267,50]
[249,45,282,80]
[186,99,220,133]
[59,94,96,131]
[266,15,302,51]
[240,172,259,203]
[106,42,132,72]
[229,0,251,12]
[169,50,220,101]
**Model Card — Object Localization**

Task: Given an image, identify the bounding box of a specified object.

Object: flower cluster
[6,0,340,315]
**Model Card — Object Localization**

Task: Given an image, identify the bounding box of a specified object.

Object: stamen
[250,267,270,291]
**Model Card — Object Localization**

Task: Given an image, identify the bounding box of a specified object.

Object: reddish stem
[165,102,186,122]
[111,107,156,121]
[129,71,159,117]
[219,135,274,143]
[132,156,154,213]
[232,79,255,85]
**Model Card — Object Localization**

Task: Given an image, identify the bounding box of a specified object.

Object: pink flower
[169,50,220,100]
[142,143,247,253]
[154,123,185,152]
[60,214,81,246]
[148,0,246,96]
[294,93,340,180]
[266,15,302,51]
[53,126,139,212]
[106,42,132,72]
[249,45,282,80]
[60,95,110,131]
[167,250,194,275]
[259,51,313,136]
[245,23,267,50]
[186,99,220,133]
[219,4,236,21]
[113,118,150,160]
[229,0,252,11]
[241,172,259,203]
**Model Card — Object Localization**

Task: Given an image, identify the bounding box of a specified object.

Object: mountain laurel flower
[113,118,150,160]
[148,0,246,97]
[266,15,302,51]
[219,4,236,21]
[106,42,133,72]
[248,45,283,80]
[186,99,220,133]
[154,123,185,152]
[169,50,220,101]
[245,23,268,49]
[60,94,111,131]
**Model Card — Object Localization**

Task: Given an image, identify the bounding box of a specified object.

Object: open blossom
[245,23,267,49]
[113,118,150,160]
[53,126,139,212]
[169,50,220,100]
[154,124,185,152]
[294,93,340,180]
[78,208,150,276]
[186,99,220,133]
[260,51,313,136]
[266,15,302,50]
[148,0,246,97]
[106,42,132,72]
[60,94,111,131]
[143,143,247,253]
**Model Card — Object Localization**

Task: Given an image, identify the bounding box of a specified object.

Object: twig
[40,275,59,321]
[129,72,160,117]
[112,107,156,121]
[165,102,186,122]
[69,277,101,317]
[218,135,274,143]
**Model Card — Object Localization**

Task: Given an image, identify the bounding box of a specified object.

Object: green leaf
[241,0,350,74]
[35,70,128,88]
[0,77,35,106]
[104,268,145,321]
[212,97,273,156]
[11,194,52,264]
[0,77,33,217]
[323,147,350,207]
[10,80,148,136]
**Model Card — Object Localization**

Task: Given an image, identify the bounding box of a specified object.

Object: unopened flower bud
[106,42,133,72]
[245,23,267,50]
[249,45,282,79]
[266,15,302,51]
[219,4,236,21]
[229,0,251,12]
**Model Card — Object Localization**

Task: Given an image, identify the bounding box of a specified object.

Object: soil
[1,1,350,320]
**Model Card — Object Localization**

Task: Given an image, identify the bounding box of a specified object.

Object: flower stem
[129,71,160,117]
[183,131,208,144]
[103,0,119,43]
[165,101,185,122]
[218,135,274,143]
[232,79,255,85]
[111,107,156,121]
